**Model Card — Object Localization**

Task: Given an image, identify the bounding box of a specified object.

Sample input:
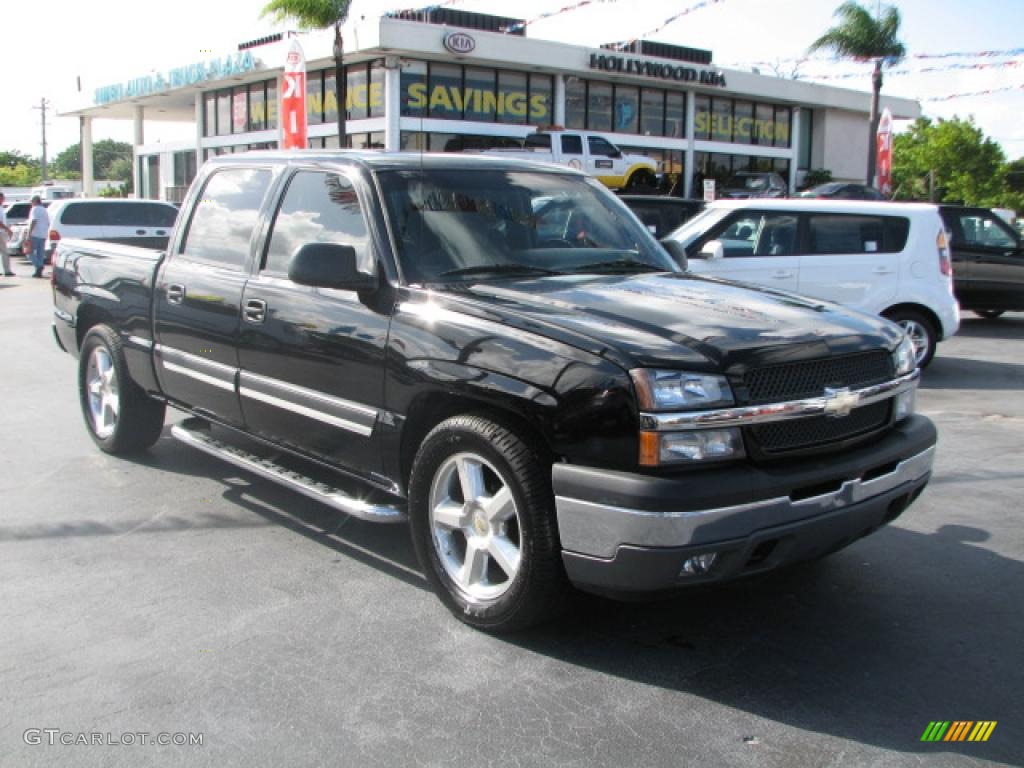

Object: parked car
[3,201,48,256]
[938,205,1024,318]
[620,195,705,238]
[800,182,887,201]
[46,199,180,256]
[53,152,935,632]
[665,199,960,367]
[480,129,659,191]
[719,171,787,199]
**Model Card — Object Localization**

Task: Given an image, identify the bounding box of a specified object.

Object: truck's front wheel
[78,326,166,455]
[408,414,568,632]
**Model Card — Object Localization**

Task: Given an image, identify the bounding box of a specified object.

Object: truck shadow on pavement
[921,355,1024,390]
[508,520,1023,764]
[954,315,1024,340]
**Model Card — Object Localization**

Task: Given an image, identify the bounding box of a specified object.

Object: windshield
[666,206,731,248]
[730,174,768,191]
[379,169,677,285]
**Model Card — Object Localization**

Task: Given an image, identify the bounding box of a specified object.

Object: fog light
[680,552,718,576]
[893,388,916,421]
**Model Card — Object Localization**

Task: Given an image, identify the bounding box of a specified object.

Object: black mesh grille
[751,401,891,454]
[741,351,893,405]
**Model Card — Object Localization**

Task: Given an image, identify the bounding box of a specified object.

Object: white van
[665,199,960,367]
[31,184,74,201]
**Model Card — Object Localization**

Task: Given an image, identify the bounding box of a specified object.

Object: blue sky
[8,0,1024,160]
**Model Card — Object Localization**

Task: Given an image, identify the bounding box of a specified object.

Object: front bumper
[554,415,936,595]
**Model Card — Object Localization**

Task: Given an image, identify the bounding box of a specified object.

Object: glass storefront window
[711,98,732,143]
[666,91,685,139]
[774,106,792,148]
[369,61,385,118]
[614,85,639,134]
[754,103,774,145]
[497,70,529,125]
[347,64,369,121]
[203,92,217,137]
[249,83,266,132]
[464,67,496,122]
[429,63,462,119]
[307,71,324,125]
[641,89,664,136]
[324,70,338,125]
[733,101,753,145]
[798,108,812,169]
[693,95,710,141]
[530,74,553,125]
[565,78,585,129]
[216,89,231,136]
[587,82,612,132]
[266,79,278,130]
[401,60,426,118]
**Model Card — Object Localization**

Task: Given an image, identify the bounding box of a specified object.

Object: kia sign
[281,38,307,150]
[876,107,893,197]
[443,31,476,55]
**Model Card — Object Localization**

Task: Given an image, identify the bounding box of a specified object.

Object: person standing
[26,195,50,278]
[0,193,15,276]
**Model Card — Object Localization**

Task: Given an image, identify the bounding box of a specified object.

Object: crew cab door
[797,212,901,313]
[236,168,391,479]
[945,208,1024,309]
[153,166,274,426]
[585,136,628,186]
[685,210,800,292]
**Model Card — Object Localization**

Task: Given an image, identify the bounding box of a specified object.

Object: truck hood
[625,153,656,169]
[436,272,901,371]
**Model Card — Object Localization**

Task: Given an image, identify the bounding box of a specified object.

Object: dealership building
[63,7,920,201]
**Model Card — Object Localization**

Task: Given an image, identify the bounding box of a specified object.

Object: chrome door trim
[238,370,378,437]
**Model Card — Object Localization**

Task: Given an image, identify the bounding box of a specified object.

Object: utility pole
[32,98,51,182]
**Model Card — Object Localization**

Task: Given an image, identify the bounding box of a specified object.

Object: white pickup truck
[483,130,658,191]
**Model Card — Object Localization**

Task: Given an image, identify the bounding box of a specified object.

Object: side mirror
[699,240,725,261]
[660,238,688,271]
[288,242,376,292]
[611,150,623,159]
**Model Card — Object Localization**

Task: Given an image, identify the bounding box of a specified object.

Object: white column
[195,92,204,163]
[81,117,95,197]
[789,107,802,194]
[133,106,145,198]
[384,57,401,151]
[554,75,566,127]
[683,91,696,197]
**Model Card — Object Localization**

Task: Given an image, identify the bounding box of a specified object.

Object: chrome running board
[170,423,407,523]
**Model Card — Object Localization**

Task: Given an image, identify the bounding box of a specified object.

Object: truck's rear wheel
[408,414,568,633]
[78,326,166,455]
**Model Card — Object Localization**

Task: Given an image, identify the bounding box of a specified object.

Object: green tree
[262,0,353,146]
[809,1,906,186]
[52,139,133,180]
[891,116,1006,205]
[0,163,41,187]
[0,150,38,170]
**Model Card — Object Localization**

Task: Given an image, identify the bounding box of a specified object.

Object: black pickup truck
[53,152,936,632]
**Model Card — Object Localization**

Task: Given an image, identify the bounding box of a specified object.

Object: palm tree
[809,1,906,186]
[262,0,353,147]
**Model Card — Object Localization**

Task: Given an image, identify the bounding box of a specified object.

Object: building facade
[64,8,921,201]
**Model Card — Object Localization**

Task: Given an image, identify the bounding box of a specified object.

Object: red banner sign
[281,39,307,150]
[876,107,893,197]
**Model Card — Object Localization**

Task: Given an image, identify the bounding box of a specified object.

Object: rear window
[5,203,32,219]
[806,214,909,254]
[59,202,178,227]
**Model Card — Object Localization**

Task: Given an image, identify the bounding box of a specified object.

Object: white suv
[46,199,179,256]
[666,199,960,367]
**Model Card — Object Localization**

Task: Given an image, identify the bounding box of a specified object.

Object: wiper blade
[439,264,566,278]
[567,258,665,274]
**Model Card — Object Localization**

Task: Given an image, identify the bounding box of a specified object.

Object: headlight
[639,428,745,466]
[893,335,916,376]
[631,369,734,411]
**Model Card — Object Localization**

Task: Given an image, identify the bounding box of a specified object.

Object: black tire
[974,309,1005,319]
[883,309,937,369]
[408,413,569,633]
[626,169,656,192]
[78,326,166,455]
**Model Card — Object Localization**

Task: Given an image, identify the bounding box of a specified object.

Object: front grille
[741,351,893,405]
[751,400,891,454]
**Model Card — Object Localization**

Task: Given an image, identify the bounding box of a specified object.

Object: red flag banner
[876,107,893,196]
[281,38,307,150]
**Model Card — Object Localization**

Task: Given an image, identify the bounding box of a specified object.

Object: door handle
[166,283,185,304]
[244,298,267,324]
[771,270,794,279]
[872,267,895,275]
[155,229,166,235]
[136,229,146,235]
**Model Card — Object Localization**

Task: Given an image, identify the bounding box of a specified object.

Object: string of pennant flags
[923,84,1024,102]
[504,0,623,34]
[610,0,727,47]
[739,47,1024,69]
[807,58,1024,81]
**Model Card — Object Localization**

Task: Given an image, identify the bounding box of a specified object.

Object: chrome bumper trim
[639,370,919,431]
[556,445,934,559]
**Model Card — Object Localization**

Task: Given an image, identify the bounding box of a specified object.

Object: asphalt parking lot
[1,270,1021,768]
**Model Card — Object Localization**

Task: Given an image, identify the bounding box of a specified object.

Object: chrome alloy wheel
[897,319,930,367]
[86,345,120,439]
[428,452,523,602]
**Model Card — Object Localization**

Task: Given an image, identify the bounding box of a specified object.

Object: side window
[808,214,890,254]
[181,168,272,269]
[60,202,100,225]
[561,135,583,155]
[142,203,179,227]
[587,136,617,157]
[263,171,371,276]
[710,213,797,258]
[958,213,1017,249]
